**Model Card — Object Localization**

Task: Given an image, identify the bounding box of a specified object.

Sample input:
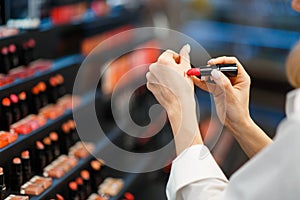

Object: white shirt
[166,89,300,200]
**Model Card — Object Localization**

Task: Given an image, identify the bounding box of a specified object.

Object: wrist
[229,114,253,137]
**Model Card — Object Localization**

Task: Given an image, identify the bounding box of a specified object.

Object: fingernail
[185,44,191,53]
[208,58,215,64]
[211,69,220,80]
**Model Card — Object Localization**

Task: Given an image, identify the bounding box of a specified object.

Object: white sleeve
[167,117,300,200]
[166,145,228,200]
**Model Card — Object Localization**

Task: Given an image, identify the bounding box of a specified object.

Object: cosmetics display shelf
[0,10,139,45]
[30,125,124,200]
[0,54,84,98]
[0,91,98,165]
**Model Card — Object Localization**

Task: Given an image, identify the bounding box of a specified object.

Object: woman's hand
[192,56,272,158]
[146,45,203,155]
[192,56,251,132]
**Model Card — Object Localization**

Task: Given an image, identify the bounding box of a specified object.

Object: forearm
[229,116,272,158]
[167,102,203,155]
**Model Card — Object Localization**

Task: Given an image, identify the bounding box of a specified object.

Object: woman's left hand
[146,44,203,155]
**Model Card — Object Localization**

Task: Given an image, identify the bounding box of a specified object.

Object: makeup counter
[0,0,174,200]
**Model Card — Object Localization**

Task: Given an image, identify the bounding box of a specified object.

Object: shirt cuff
[166,145,228,200]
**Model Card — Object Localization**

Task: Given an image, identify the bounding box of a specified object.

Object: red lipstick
[187,64,238,79]
[10,94,21,123]
[1,97,13,131]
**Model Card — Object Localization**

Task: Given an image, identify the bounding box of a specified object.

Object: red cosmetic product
[11,157,23,192]
[10,94,21,123]
[0,97,13,131]
[43,137,54,164]
[0,135,9,148]
[81,170,92,196]
[21,42,30,66]
[18,91,29,118]
[69,181,79,200]
[122,192,135,200]
[0,47,11,74]
[90,160,103,191]
[21,150,32,182]
[37,81,48,108]
[35,141,47,174]
[30,86,41,114]
[76,177,86,200]
[27,39,36,63]
[8,44,19,68]
[186,64,238,80]
[48,76,59,103]
[49,132,60,159]
[60,122,72,154]
[68,120,79,143]
[56,74,66,98]
[56,194,65,200]
[0,167,6,200]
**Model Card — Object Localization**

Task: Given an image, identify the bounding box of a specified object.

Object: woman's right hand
[192,56,272,158]
[192,56,252,133]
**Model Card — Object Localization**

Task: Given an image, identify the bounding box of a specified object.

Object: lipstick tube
[49,132,60,159]
[76,177,85,200]
[21,150,32,182]
[37,82,48,108]
[35,141,47,174]
[0,98,13,131]
[90,160,103,192]
[81,170,92,197]
[30,86,41,114]
[69,181,79,200]
[11,157,23,192]
[0,47,11,74]
[187,64,238,79]
[43,137,54,164]
[18,92,29,119]
[0,167,6,200]
[8,44,19,69]
[10,94,21,123]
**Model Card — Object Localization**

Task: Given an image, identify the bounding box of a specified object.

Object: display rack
[0,5,170,199]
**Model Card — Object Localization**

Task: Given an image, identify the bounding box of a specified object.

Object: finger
[179,44,191,67]
[208,56,250,85]
[157,49,178,65]
[211,69,233,97]
[191,76,209,92]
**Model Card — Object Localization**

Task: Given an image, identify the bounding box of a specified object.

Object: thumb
[179,44,191,67]
[211,69,233,95]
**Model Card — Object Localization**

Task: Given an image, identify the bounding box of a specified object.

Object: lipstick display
[18,91,29,119]
[43,137,54,164]
[0,98,13,131]
[21,150,32,182]
[81,170,92,197]
[10,94,21,123]
[8,44,19,69]
[0,47,11,74]
[0,167,6,200]
[11,157,23,192]
[30,86,42,114]
[90,160,104,192]
[35,141,47,174]
[37,82,48,107]
[68,181,79,200]
[49,132,60,159]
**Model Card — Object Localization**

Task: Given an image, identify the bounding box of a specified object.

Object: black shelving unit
[0,6,168,199]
